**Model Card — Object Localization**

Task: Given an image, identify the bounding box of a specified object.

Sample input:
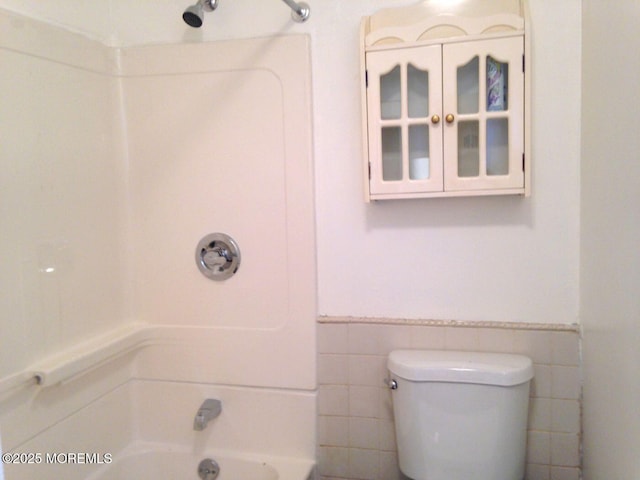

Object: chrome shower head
[183,0,311,28]
[182,0,218,28]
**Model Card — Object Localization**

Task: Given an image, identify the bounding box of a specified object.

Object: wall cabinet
[361,0,530,200]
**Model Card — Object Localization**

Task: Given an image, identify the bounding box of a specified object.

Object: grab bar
[0,370,38,397]
[32,325,156,387]
[0,324,157,397]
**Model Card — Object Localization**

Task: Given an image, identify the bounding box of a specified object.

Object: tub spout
[194,398,222,431]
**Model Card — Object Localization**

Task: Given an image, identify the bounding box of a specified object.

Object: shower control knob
[196,233,241,281]
[202,247,230,269]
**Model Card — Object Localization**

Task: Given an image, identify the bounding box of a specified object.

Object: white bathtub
[86,442,314,480]
[3,379,316,480]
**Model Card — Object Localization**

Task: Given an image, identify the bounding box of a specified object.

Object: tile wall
[317,318,582,480]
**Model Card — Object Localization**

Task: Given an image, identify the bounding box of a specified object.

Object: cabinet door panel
[366,45,443,197]
[443,37,524,192]
[457,55,480,115]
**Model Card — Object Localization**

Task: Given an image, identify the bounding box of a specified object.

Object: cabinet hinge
[365,70,369,88]
[368,162,372,179]
[522,153,525,171]
[522,55,525,73]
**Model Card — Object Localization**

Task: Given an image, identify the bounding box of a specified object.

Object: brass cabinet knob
[431,114,440,124]
[445,113,455,124]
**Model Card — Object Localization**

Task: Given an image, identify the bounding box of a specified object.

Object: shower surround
[0,7,316,476]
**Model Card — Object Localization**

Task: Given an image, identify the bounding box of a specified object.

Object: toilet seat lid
[388,349,534,386]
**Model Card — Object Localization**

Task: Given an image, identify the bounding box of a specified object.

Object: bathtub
[3,378,316,480]
[86,442,314,480]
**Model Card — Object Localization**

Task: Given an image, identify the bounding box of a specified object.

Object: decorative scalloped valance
[362,0,526,47]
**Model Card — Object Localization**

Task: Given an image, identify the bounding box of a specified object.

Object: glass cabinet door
[442,37,524,192]
[366,45,443,196]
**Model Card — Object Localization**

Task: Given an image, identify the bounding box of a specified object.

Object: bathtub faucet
[194,398,222,431]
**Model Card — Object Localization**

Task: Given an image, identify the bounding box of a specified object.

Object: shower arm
[280,0,310,22]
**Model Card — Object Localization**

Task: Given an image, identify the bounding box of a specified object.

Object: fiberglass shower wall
[0,10,133,450]
[0,9,129,389]
[0,7,316,452]
[120,37,317,390]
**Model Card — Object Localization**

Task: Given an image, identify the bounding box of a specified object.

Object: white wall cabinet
[361,0,530,200]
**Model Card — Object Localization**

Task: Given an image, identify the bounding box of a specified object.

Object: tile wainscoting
[317,317,582,480]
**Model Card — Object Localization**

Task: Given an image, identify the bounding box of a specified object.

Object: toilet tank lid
[388,350,534,386]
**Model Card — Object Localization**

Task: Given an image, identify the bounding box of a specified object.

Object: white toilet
[388,349,534,480]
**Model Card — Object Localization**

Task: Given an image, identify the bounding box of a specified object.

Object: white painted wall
[581,1,640,477]
[0,0,112,42]
[313,0,581,325]
[0,0,582,325]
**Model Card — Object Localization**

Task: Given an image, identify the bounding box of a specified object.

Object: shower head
[183,0,311,28]
[182,0,218,28]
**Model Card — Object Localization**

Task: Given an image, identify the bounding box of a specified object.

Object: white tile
[348,324,380,355]
[318,446,349,478]
[551,331,580,366]
[349,448,379,480]
[514,330,553,364]
[527,431,551,465]
[349,354,386,387]
[318,415,349,447]
[379,418,397,451]
[377,324,413,354]
[444,326,479,350]
[318,354,349,385]
[349,417,379,449]
[378,385,395,420]
[477,328,517,353]
[349,385,379,418]
[551,399,580,434]
[526,463,550,480]
[550,466,580,480]
[551,366,581,400]
[318,324,349,354]
[408,325,446,350]
[550,433,580,467]
[531,364,552,398]
[379,451,405,480]
[529,397,551,432]
[319,385,349,416]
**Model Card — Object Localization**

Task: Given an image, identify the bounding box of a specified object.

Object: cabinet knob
[445,113,455,124]
[431,114,440,124]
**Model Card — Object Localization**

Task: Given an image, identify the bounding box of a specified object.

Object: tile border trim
[318,315,580,333]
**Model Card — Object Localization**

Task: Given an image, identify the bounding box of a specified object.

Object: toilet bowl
[388,349,534,480]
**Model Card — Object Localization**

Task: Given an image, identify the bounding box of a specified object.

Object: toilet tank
[388,350,534,480]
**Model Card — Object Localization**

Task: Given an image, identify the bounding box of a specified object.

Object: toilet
[388,349,534,480]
